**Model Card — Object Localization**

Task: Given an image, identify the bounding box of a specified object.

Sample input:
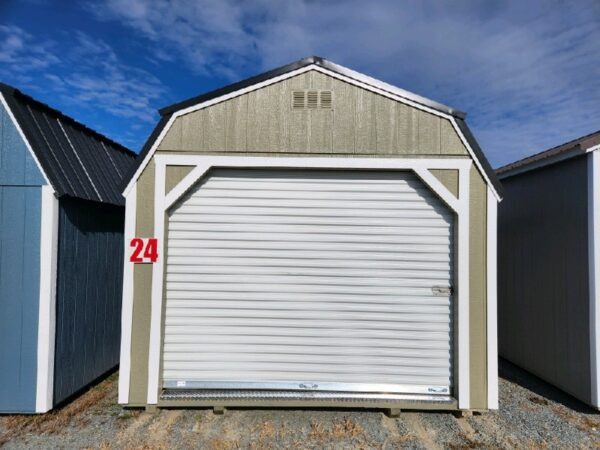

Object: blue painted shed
[0,83,136,413]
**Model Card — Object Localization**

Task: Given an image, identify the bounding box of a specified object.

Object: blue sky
[1,0,599,167]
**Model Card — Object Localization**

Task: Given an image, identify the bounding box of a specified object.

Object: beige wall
[158,71,467,157]
[125,69,490,409]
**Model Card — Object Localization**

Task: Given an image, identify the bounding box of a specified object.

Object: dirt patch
[0,372,116,446]
[529,396,550,406]
[2,361,600,449]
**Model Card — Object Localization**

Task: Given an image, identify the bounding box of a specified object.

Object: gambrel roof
[0,83,137,206]
[123,56,502,199]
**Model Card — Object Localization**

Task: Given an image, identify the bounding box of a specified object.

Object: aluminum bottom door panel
[163,169,454,396]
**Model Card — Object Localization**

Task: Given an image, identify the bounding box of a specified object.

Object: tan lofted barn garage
[118,56,503,413]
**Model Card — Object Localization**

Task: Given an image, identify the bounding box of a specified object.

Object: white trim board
[118,184,137,405]
[123,62,500,202]
[0,93,54,191]
[35,185,59,413]
[588,151,600,408]
[158,155,470,213]
[486,186,499,409]
[145,155,472,409]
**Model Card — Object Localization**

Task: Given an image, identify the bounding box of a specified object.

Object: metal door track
[161,389,453,404]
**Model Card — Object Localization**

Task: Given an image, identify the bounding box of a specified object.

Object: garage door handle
[432,286,453,296]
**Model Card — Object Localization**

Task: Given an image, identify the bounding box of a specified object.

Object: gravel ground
[1,360,599,449]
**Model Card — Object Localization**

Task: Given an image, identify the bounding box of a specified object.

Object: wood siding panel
[165,165,195,195]
[396,103,419,154]
[159,71,468,158]
[53,198,125,405]
[441,120,466,155]
[331,78,355,153]
[0,101,46,186]
[418,112,441,155]
[469,167,487,409]
[225,96,247,151]
[431,169,459,198]
[498,155,591,403]
[0,186,41,412]
[128,162,155,405]
[180,111,205,152]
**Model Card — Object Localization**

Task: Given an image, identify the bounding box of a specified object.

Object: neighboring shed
[497,130,600,409]
[119,56,502,413]
[0,83,137,413]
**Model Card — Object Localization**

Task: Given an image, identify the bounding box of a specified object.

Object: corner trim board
[486,186,499,409]
[35,186,59,413]
[145,155,472,408]
[118,184,137,404]
[588,151,600,408]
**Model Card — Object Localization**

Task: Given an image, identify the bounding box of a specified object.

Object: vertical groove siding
[0,100,45,413]
[0,187,41,412]
[498,155,591,403]
[157,71,468,157]
[53,197,125,405]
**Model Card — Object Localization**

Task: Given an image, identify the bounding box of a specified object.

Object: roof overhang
[498,143,600,180]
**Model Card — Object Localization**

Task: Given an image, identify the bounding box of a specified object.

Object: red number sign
[130,238,159,263]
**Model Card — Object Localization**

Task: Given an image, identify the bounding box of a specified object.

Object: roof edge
[497,143,585,180]
[158,56,465,119]
[0,82,136,157]
[497,128,600,179]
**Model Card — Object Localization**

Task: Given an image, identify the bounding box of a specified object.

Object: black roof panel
[1,83,136,205]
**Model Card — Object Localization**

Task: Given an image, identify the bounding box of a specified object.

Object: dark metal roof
[122,56,502,198]
[1,83,136,206]
[497,129,600,179]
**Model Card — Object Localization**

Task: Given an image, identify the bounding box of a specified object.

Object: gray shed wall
[53,197,125,406]
[498,154,591,402]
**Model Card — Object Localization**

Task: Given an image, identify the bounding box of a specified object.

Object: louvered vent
[291,90,333,109]
[292,91,305,109]
[307,90,319,108]
[320,90,332,108]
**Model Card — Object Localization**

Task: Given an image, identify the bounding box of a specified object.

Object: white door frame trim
[145,155,472,408]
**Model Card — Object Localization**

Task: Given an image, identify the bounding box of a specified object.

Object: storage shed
[497,130,600,409]
[0,84,137,413]
[119,56,502,413]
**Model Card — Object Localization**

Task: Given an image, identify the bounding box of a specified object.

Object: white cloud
[0,25,167,138]
[88,0,600,166]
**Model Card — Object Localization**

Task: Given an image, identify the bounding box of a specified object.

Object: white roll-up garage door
[163,169,454,396]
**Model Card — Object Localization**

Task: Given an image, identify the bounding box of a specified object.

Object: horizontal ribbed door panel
[163,169,454,395]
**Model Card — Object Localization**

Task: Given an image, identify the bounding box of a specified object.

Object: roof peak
[158,56,466,119]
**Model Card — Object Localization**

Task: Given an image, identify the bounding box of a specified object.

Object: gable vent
[320,90,332,108]
[292,91,305,109]
[307,90,319,108]
[291,90,333,109]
